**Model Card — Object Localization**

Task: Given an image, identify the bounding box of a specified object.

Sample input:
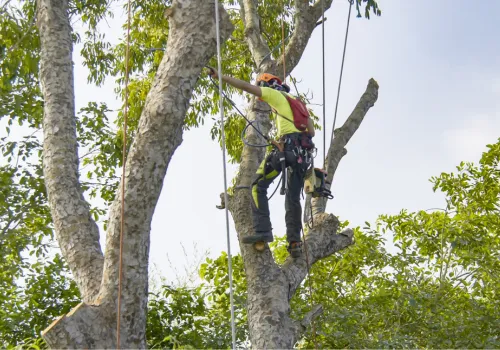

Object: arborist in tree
[207,68,315,258]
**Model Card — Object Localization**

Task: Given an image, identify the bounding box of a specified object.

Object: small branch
[216,192,226,209]
[1,0,12,13]
[315,18,327,26]
[78,149,100,160]
[14,127,42,168]
[7,13,37,55]
[80,181,113,187]
[301,304,323,328]
[294,304,323,342]
[1,211,25,236]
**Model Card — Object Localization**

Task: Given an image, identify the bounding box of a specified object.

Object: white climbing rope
[214,0,237,348]
[330,0,353,144]
[321,0,326,166]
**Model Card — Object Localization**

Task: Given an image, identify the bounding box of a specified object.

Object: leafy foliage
[0,254,81,349]
[147,253,248,349]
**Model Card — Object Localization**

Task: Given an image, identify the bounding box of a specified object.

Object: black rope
[241,121,270,148]
[207,73,270,147]
[268,175,282,200]
[329,0,353,144]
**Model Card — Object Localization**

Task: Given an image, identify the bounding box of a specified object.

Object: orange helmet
[256,73,290,93]
[256,73,282,86]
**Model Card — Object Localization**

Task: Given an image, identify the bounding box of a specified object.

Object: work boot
[242,232,274,244]
[287,241,303,258]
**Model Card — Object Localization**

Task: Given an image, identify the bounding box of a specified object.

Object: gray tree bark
[38,0,233,347]
[37,0,104,304]
[227,1,380,348]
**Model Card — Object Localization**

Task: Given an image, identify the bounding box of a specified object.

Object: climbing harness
[214,0,237,348]
[209,69,314,199]
[278,132,314,196]
[116,0,132,346]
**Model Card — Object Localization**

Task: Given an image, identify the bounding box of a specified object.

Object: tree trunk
[37,0,104,304]
[39,0,233,347]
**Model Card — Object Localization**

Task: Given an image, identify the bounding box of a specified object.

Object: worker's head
[256,73,290,93]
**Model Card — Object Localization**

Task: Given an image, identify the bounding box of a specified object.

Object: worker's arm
[207,67,262,97]
[306,118,315,137]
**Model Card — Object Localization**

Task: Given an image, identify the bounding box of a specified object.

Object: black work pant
[250,144,308,243]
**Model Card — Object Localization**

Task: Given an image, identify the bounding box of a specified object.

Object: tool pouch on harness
[280,132,314,150]
[300,132,315,150]
[304,168,333,199]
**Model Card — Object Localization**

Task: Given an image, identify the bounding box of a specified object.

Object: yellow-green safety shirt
[260,87,301,137]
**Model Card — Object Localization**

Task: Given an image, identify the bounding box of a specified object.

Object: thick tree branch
[37,0,103,303]
[238,0,271,67]
[326,78,379,182]
[309,78,379,216]
[94,1,234,347]
[42,1,233,347]
[42,303,115,348]
[282,213,354,296]
[310,0,334,19]
[277,0,333,78]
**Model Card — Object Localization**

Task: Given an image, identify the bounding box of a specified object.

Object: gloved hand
[205,66,218,79]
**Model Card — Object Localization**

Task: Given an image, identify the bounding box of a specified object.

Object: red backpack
[274,92,310,131]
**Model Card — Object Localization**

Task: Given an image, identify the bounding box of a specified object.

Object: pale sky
[5,0,500,285]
